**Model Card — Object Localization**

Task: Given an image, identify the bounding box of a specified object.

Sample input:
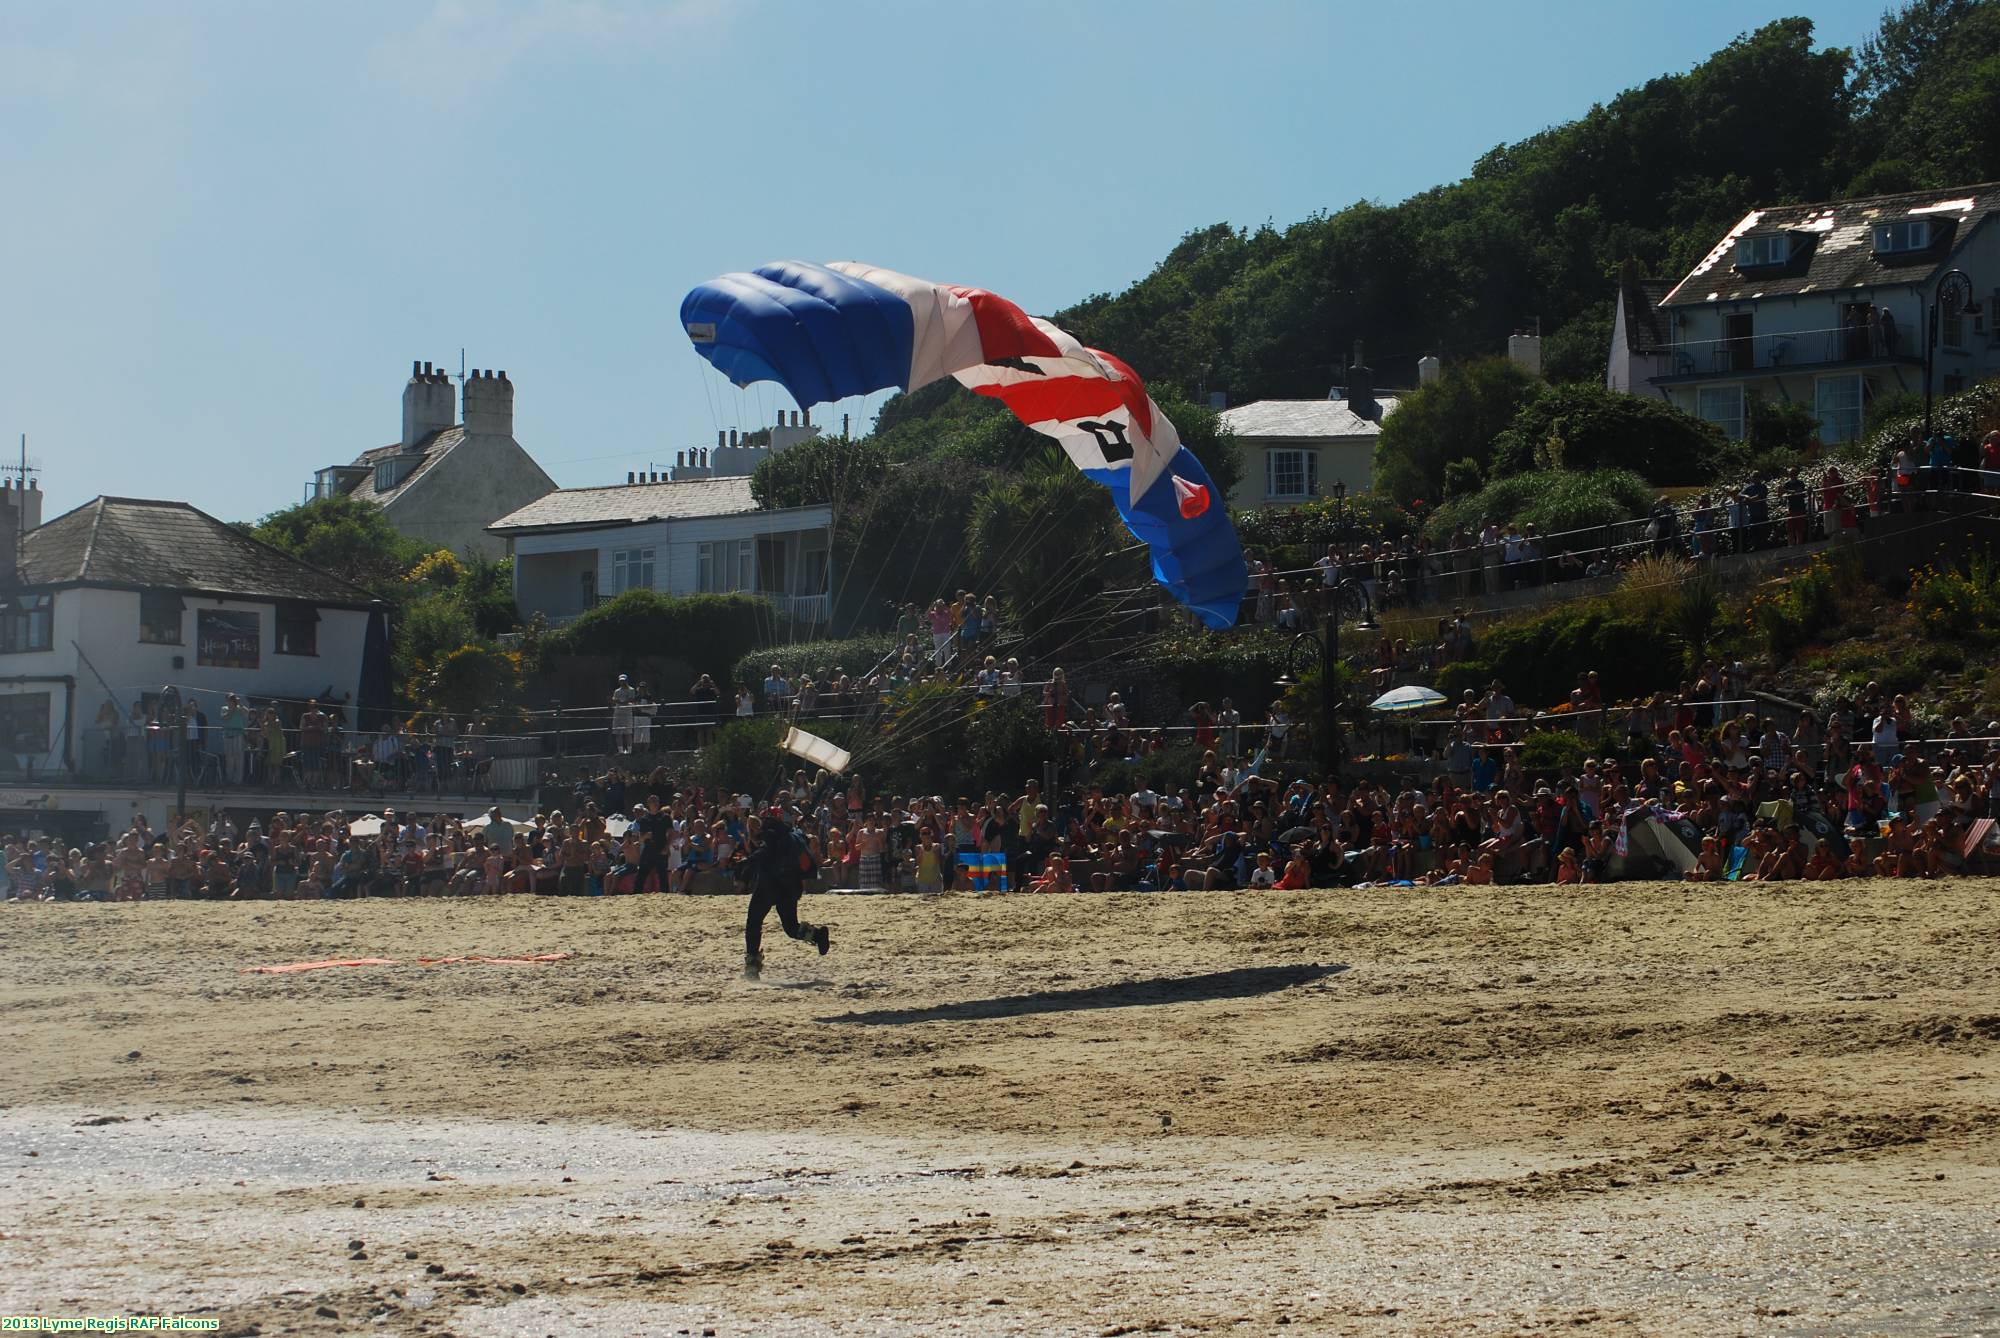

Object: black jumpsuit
[742,823,814,958]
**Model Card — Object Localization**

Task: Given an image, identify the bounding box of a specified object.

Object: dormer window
[1873,220,1934,254]
[1734,234,1791,269]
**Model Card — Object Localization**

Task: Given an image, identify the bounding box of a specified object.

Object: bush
[1423,469,1656,546]
[547,591,776,694]
[1489,384,1728,485]
[423,642,524,721]
[1518,729,1593,779]
[1372,357,1543,505]
[1747,396,1821,455]
[1443,601,1686,708]
[694,716,791,797]
[1907,555,2000,644]
[1148,629,1294,722]
[1744,556,1840,660]
[1089,744,1209,800]
[1441,456,1485,499]
[733,635,901,692]
[964,694,1058,794]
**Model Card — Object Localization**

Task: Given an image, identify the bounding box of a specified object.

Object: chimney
[1345,340,1379,422]
[1507,331,1544,378]
[627,471,636,484]
[717,431,726,449]
[462,368,515,436]
[729,429,738,448]
[1418,354,1442,386]
[0,497,17,586]
[401,358,456,448]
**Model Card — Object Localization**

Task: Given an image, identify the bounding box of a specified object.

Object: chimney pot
[729,429,738,447]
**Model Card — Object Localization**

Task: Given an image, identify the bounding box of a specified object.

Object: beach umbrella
[345,815,385,837]
[1369,685,1448,714]
[602,815,633,838]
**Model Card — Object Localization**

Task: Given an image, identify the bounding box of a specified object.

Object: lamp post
[1288,481,1377,779]
[1923,268,1981,440]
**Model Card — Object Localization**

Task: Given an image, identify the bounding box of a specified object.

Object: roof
[1662,182,2000,308]
[340,427,465,503]
[1620,275,1674,354]
[1218,397,1401,440]
[17,497,377,607]
[488,476,779,533]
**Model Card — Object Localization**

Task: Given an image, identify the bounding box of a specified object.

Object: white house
[490,476,834,627]
[310,362,557,560]
[1220,389,1400,510]
[1606,261,1675,394]
[1637,182,2000,442]
[0,496,381,792]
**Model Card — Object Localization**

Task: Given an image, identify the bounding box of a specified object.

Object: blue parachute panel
[679,263,914,406]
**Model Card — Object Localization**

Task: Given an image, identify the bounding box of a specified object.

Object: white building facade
[1644,184,2000,442]
[492,477,833,627]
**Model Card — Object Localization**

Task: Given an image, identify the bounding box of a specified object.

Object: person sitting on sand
[1553,847,1581,885]
[1029,852,1073,894]
[1803,841,1844,881]
[1749,829,1803,882]
[1463,852,1496,885]
[1684,835,1724,883]
[1874,816,1917,878]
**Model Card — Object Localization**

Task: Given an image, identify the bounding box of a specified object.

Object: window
[195,608,260,669]
[139,590,183,644]
[1696,384,1746,441]
[0,692,49,765]
[798,531,830,595]
[0,593,52,654]
[612,547,655,594]
[275,602,319,656]
[1943,303,1966,350]
[1814,375,1863,445]
[1266,449,1318,501]
[1733,234,1791,268]
[755,537,787,593]
[1872,220,1932,254]
[696,539,752,593]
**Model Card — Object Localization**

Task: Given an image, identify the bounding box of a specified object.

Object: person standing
[220,693,248,785]
[611,675,637,754]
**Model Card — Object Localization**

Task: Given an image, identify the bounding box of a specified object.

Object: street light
[1923,268,1982,440]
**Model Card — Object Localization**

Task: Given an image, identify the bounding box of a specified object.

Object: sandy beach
[1,884,1996,1335]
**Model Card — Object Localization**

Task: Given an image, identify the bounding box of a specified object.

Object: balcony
[763,591,831,626]
[1654,324,1923,383]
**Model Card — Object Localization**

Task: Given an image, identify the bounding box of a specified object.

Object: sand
[0,883,1996,1335]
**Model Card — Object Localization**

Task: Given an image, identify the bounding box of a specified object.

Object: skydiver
[739,806,831,980]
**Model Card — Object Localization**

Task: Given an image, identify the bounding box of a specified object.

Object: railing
[762,591,832,625]
[1664,323,1918,376]
[56,726,541,798]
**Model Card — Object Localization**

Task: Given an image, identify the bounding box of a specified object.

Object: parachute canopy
[681,261,1245,629]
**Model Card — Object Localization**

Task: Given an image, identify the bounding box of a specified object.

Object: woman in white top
[735,688,755,718]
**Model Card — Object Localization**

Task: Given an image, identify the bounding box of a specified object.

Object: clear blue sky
[5,0,1885,526]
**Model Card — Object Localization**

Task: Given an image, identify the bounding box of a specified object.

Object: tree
[249,495,427,596]
[1373,358,1542,505]
[423,642,523,720]
[968,452,1118,644]
[750,434,889,512]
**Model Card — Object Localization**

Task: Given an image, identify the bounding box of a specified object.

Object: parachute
[680,261,1246,629]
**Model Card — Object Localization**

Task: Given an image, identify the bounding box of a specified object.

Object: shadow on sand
[817,962,1346,1026]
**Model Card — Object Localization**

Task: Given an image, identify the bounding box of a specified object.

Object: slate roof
[1218,397,1401,440]
[341,427,465,502]
[18,497,377,607]
[489,477,789,534]
[1662,183,2000,308]
[1620,275,1674,354]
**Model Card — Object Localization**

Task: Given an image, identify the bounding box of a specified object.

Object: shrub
[1747,396,1820,455]
[964,694,1058,794]
[733,635,901,692]
[423,642,524,721]
[1489,384,1727,485]
[1441,601,1685,708]
[1441,456,1485,499]
[1744,556,1840,660]
[694,715,791,797]
[1423,469,1656,546]
[547,591,776,694]
[1907,555,2000,644]
[1518,729,1593,779]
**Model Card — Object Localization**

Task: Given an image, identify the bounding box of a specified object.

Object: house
[489,476,833,627]
[309,362,557,560]
[0,496,384,797]
[1637,183,2000,442]
[1219,382,1400,509]
[1606,261,1675,394]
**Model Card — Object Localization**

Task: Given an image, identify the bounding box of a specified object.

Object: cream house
[1219,393,1399,509]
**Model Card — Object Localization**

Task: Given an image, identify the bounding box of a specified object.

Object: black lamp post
[1287,481,1377,779]
[1923,268,1981,440]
